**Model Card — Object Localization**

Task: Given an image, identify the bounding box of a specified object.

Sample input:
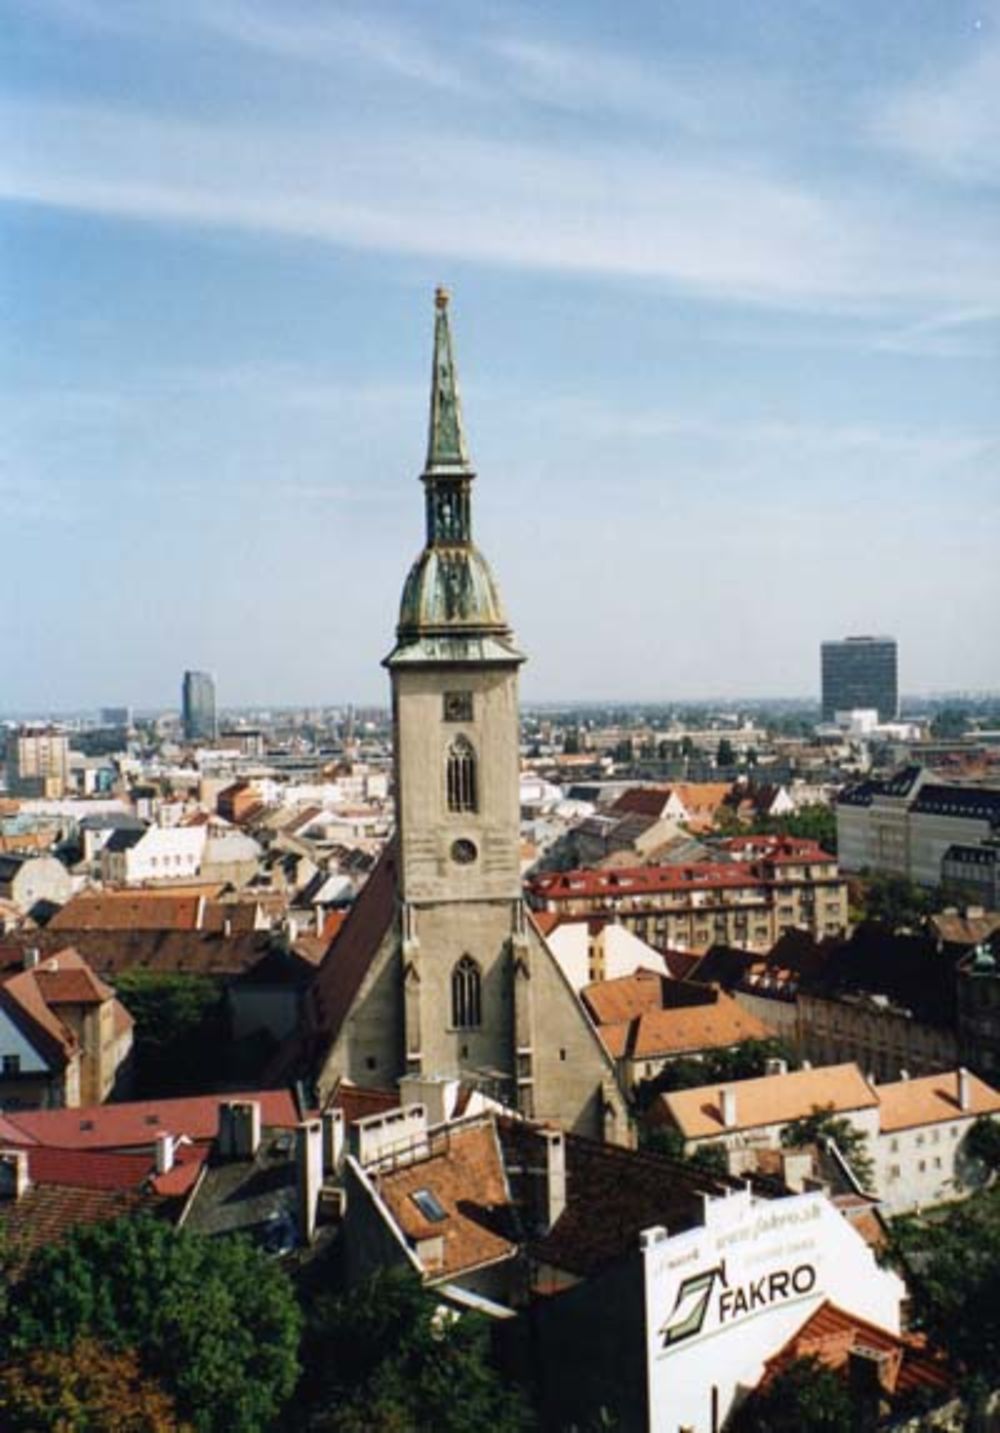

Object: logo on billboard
[659,1260,728,1346]
[658,1259,818,1349]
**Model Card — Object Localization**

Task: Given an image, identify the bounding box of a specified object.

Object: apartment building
[526,838,848,952]
[838,764,1000,886]
[5,726,70,798]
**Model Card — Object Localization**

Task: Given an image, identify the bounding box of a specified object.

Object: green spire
[426,287,471,473]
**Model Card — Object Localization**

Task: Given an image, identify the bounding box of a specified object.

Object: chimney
[958,1067,972,1112]
[538,1128,566,1233]
[764,1057,788,1077]
[398,1074,451,1127]
[154,1132,175,1175]
[23,947,40,970]
[720,1087,738,1129]
[0,1149,30,1200]
[195,895,206,929]
[217,1099,261,1160]
[321,1108,344,1175]
[296,1119,323,1245]
[223,917,232,939]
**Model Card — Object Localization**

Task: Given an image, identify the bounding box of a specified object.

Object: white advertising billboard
[642,1188,904,1433]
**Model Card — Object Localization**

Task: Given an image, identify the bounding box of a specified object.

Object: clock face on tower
[443,691,473,722]
[450,838,478,865]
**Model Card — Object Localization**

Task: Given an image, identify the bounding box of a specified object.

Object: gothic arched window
[446,735,478,813]
[451,955,482,1029]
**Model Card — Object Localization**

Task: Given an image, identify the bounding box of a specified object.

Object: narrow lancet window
[451,955,482,1029]
[446,735,478,813]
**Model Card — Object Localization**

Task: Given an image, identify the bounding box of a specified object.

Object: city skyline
[4,2,999,708]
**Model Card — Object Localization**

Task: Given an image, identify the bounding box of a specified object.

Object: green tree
[4,1213,302,1433]
[113,972,229,1096]
[296,1266,532,1432]
[727,1355,854,1433]
[888,1186,1000,1380]
[855,874,940,929]
[716,737,736,768]
[634,1039,799,1111]
[966,1115,1000,1175]
[781,1106,874,1191]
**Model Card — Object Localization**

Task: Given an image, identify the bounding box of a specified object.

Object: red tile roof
[657,1063,878,1140]
[611,787,678,820]
[625,994,772,1060]
[375,1119,517,1279]
[530,861,765,902]
[582,968,668,1025]
[34,966,111,1006]
[0,1088,303,1151]
[48,887,225,933]
[760,1300,953,1400]
[329,1081,399,1127]
[878,1069,1000,1133]
[0,1183,152,1257]
[20,1146,153,1191]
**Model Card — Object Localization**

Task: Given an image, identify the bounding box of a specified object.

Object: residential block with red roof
[526,837,847,954]
[0,946,133,1109]
[581,968,774,1086]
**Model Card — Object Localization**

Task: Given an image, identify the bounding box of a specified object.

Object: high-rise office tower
[182,670,217,743]
[821,636,898,723]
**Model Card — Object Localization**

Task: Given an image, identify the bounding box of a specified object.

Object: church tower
[385,288,526,1089]
[304,290,627,1141]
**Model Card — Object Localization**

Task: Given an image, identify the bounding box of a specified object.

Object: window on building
[410,1188,447,1222]
[889,1164,900,1180]
[451,955,482,1029]
[2,1054,20,1076]
[446,735,478,813]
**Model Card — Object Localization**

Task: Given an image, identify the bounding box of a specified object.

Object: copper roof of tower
[386,291,523,669]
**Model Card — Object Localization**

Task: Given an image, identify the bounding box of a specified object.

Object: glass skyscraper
[182,670,217,742]
[821,637,898,723]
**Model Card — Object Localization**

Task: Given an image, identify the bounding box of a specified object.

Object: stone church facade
[298,290,627,1142]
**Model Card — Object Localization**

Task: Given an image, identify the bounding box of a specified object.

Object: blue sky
[2,1,998,712]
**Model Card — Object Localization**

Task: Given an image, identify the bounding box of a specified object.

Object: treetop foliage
[3,1213,302,1433]
[295,1266,533,1432]
[888,1186,1000,1382]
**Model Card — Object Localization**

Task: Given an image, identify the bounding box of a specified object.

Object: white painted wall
[103,825,206,884]
[642,1187,904,1433]
[876,1115,992,1215]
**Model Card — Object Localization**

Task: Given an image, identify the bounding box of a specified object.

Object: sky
[2,0,998,713]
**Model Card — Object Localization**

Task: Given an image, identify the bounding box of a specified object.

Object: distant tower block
[182,670,217,742]
[821,636,898,723]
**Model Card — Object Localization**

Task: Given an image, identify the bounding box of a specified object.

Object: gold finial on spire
[435,285,450,311]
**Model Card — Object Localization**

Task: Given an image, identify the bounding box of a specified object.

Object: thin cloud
[3,97,998,315]
[869,33,1000,184]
